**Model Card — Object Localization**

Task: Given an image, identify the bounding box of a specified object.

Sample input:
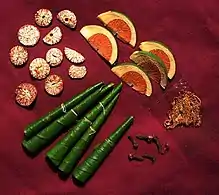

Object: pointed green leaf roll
[58,94,120,175]
[22,83,114,154]
[46,83,122,167]
[24,82,104,140]
[72,116,134,184]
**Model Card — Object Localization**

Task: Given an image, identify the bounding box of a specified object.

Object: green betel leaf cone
[46,83,123,167]
[24,82,104,140]
[58,94,120,176]
[22,83,114,155]
[72,116,134,184]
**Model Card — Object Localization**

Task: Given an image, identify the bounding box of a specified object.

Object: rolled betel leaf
[22,83,114,154]
[58,94,120,175]
[46,83,122,167]
[24,82,104,140]
[72,116,134,184]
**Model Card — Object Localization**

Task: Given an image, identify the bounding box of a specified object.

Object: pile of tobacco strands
[22,82,134,185]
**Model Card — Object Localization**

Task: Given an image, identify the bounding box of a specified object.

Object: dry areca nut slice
[43,27,62,45]
[57,10,77,29]
[64,47,85,64]
[46,48,63,67]
[29,58,50,80]
[45,74,64,96]
[9,46,28,66]
[15,83,37,107]
[35,8,53,27]
[18,25,40,46]
[68,64,87,79]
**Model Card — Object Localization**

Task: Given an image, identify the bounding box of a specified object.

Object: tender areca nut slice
[80,25,118,65]
[9,45,28,66]
[35,9,53,27]
[29,58,50,80]
[18,25,40,46]
[46,48,63,67]
[68,65,87,79]
[57,10,77,29]
[43,26,62,45]
[111,63,152,96]
[15,83,37,107]
[45,74,64,96]
[64,47,85,64]
[97,11,137,47]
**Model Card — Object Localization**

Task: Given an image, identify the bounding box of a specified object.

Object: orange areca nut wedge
[111,62,152,96]
[80,25,118,65]
[97,11,137,47]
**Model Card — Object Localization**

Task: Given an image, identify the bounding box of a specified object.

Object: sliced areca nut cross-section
[43,26,62,45]
[64,47,85,64]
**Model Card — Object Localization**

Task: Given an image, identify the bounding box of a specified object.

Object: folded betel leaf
[46,83,122,167]
[22,83,114,155]
[72,116,134,184]
[58,94,120,175]
[24,82,104,140]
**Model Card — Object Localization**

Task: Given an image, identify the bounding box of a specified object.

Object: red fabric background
[1,0,219,194]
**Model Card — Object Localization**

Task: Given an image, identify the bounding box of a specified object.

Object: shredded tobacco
[164,90,202,130]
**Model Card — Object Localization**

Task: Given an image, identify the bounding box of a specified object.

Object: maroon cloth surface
[1,0,219,194]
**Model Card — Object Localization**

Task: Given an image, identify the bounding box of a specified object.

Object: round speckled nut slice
[57,10,77,29]
[35,8,53,27]
[46,48,63,67]
[18,25,40,46]
[45,74,64,96]
[15,83,37,107]
[64,47,85,64]
[68,64,87,79]
[9,45,28,66]
[29,58,50,80]
[43,26,62,45]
